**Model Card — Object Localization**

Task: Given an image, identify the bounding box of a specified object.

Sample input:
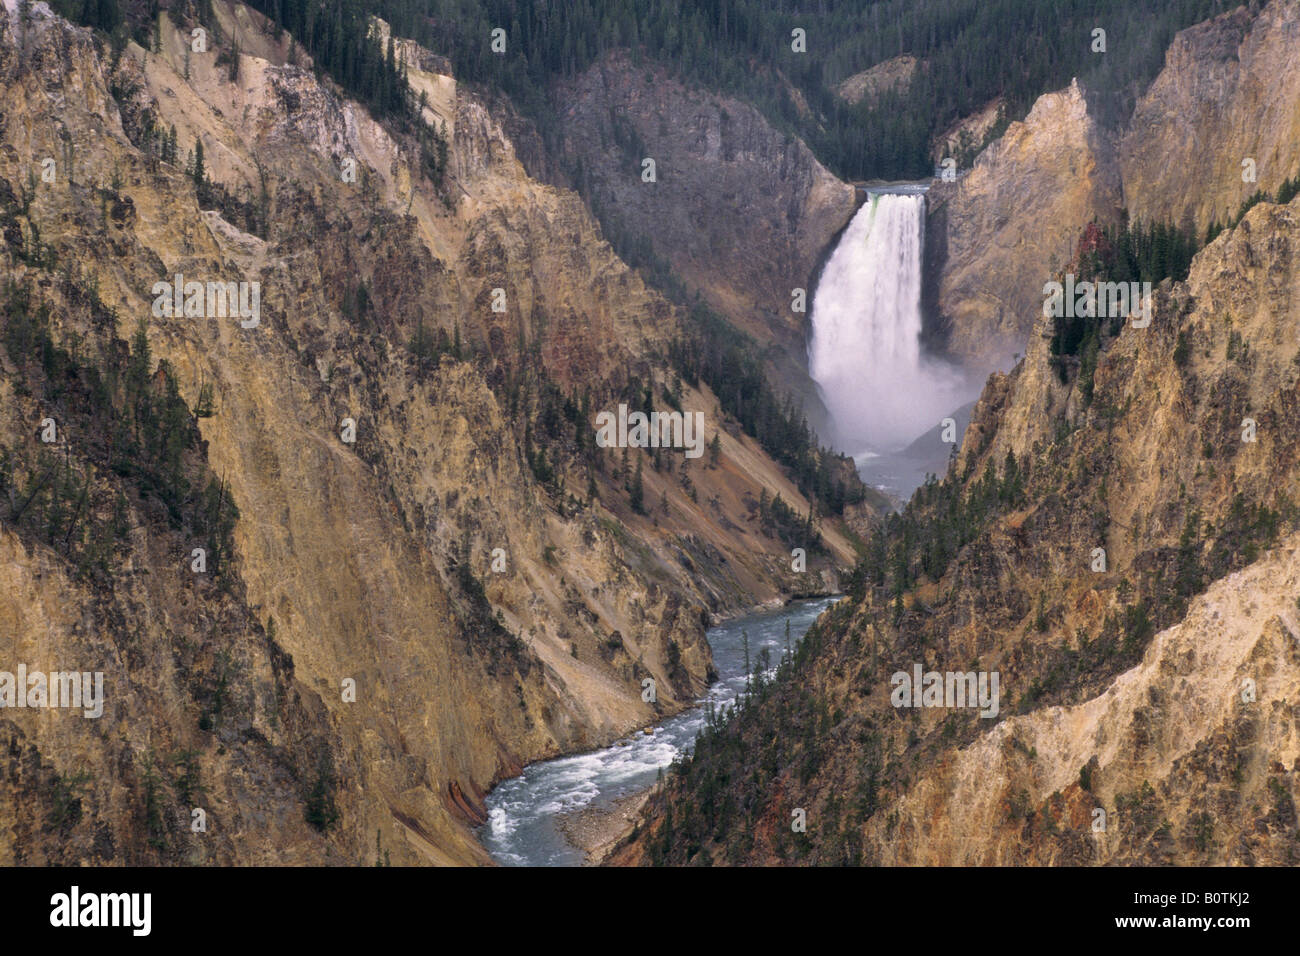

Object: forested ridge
[399,0,1231,181]
[51,0,1242,524]
[67,0,1233,181]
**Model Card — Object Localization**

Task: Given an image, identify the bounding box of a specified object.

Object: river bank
[477,597,837,866]
[556,789,653,865]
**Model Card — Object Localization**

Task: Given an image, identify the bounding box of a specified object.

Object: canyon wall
[553,50,856,405]
[931,0,1300,377]
[620,189,1300,866]
[0,1,855,864]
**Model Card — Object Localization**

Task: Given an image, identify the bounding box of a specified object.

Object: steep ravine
[0,1,861,864]
[929,0,1300,378]
[617,191,1300,866]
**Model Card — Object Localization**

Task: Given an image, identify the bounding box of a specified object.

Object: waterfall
[808,190,967,455]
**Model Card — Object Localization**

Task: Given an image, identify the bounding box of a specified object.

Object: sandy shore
[555,789,652,865]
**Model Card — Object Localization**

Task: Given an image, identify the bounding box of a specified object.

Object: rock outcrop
[1121,0,1300,234]
[0,1,856,865]
[835,55,918,107]
[929,79,1122,372]
[618,191,1300,866]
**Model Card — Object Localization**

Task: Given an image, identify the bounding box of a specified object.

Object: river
[476,597,837,866]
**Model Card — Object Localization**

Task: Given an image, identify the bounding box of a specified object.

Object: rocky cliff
[0,1,856,865]
[927,79,1122,372]
[931,0,1300,376]
[1121,0,1300,235]
[617,190,1300,866]
[552,50,856,402]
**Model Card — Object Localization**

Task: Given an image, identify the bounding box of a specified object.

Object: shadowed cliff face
[0,2,857,864]
[617,193,1300,867]
[552,50,856,401]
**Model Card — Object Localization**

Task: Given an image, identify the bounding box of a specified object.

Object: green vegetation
[1206,493,1285,577]
[451,532,532,676]
[0,280,238,584]
[1205,173,1300,243]
[1277,173,1300,208]
[197,649,241,731]
[669,303,864,516]
[1050,217,1200,398]
[406,0,1228,181]
[304,750,341,832]
[240,0,422,128]
[1212,190,1267,241]
[1080,219,1201,287]
[848,450,1023,603]
[1185,809,1215,854]
[47,769,92,831]
[48,0,123,36]
[757,487,820,552]
[1116,780,1160,839]
[169,749,204,806]
[408,316,462,379]
[627,457,645,514]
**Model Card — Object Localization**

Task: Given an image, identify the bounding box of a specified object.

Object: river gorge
[478,598,836,866]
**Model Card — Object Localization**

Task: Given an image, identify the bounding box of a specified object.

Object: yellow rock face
[0,4,858,864]
[933,1,1300,377]
[1122,0,1300,235]
[934,79,1122,374]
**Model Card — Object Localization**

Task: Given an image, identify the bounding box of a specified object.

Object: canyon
[2,0,1298,871]
[617,0,1300,866]
[0,0,865,865]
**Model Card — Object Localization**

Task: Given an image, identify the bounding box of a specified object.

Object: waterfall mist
[808,191,972,456]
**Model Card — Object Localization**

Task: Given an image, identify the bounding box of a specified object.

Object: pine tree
[191,137,206,205]
[127,317,151,392]
[629,457,644,514]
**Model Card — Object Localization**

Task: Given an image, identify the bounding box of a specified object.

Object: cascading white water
[808,190,967,455]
